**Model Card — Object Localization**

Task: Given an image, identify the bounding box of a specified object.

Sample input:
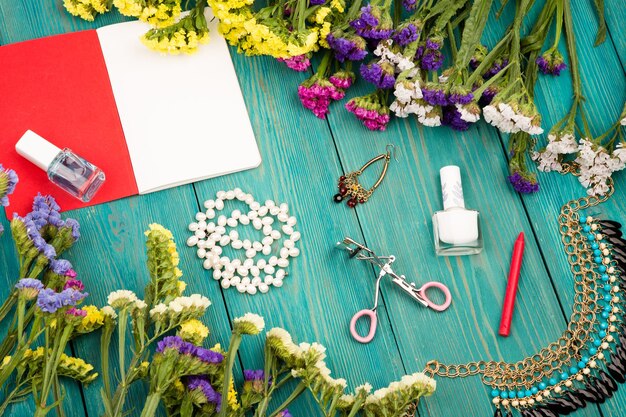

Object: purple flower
[327,33,368,62]
[277,55,311,72]
[26,194,62,229]
[422,87,448,106]
[244,369,268,393]
[63,218,81,241]
[483,58,508,79]
[350,5,393,40]
[442,106,470,131]
[187,377,221,411]
[50,259,74,276]
[329,71,355,89]
[392,23,419,46]
[536,49,566,75]
[279,410,293,417]
[448,91,474,105]
[15,278,44,299]
[478,86,498,106]
[402,0,417,11]
[156,335,185,353]
[0,164,18,207]
[508,172,540,194]
[360,61,395,89]
[298,75,345,119]
[309,0,326,4]
[346,94,391,131]
[67,307,87,317]
[37,288,63,313]
[64,278,84,291]
[59,288,88,306]
[194,346,224,364]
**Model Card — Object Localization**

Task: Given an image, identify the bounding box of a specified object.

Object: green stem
[140,392,162,417]
[562,0,583,100]
[454,0,494,69]
[100,323,115,406]
[16,297,26,347]
[552,0,563,49]
[267,382,307,417]
[218,333,242,417]
[118,309,128,384]
[0,290,17,324]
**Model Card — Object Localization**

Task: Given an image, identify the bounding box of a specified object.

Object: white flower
[612,142,626,166]
[355,383,373,394]
[456,104,480,122]
[134,299,147,310]
[396,57,415,71]
[546,132,578,154]
[532,150,562,172]
[418,112,441,127]
[101,305,117,319]
[233,313,265,335]
[107,290,137,309]
[575,138,615,196]
[149,303,167,317]
[393,82,413,103]
[621,116,626,126]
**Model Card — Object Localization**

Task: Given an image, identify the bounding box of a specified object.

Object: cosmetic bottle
[432,165,482,256]
[16,130,105,202]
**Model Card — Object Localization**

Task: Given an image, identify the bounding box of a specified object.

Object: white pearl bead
[601,342,609,349]
[511,400,519,407]
[608,266,615,274]
[553,387,562,394]
[589,360,597,368]
[492,398,500,405]
[280,248,289,259]
[259,283,269,293]
[535,396,542,402]
[262,245,272,256]
[264,275,274,285]
[273,278,283,287]
[603,249,610,256]
[195,230,207,239]
[216,191,226,199]
[607,335,615,342]
[206,222,216,233]
[217,215,227,227]
[250,266,260,277]
[215,199,224,210]
[264,265,275,274]
[576,374,584,381]
[225,264,236,274]
[247,286,257,295]
[221,279,231,289]
[257,259,267,268]
[232,259,242,267]
[284,239,295,249]
[277,212,289,222]
[219,236,231,246]
[236,192,246,202]
[238,267,250,277]
[187,236,199,246]
[282,225,293,235]
[262,236,274,246]
[243,239,252,250]
[197,248,207,258]
[598,352,605,360]
[277,258,289,268]
[246,249,257,259]
[279,203,288,212]
[287,217,297,226]
[596,233,603,241]
[229,230,239,240]
[227,218,238,228]
[243,259,254,268]
[600,242,607,249]
[289,248,300,257]
[189,222,199,231]
[271,230,281,240]
[250,201,261,210]
[196,212,207,221]
[239,215,250,225]
[232,240,243,249]
[252,241,263,251]
[225,190,235,200]
[231,276,241,285]
[253,218,263,230]
[203,259,213,269]
[501,400,509,407]
[564,380,572,387]
[236,284,246,293]
[197,240,207,249]
[583,367,590,374]
[233,187,242,195]
[269,256,278,266]
[215,226,226,235]
[247,211,258,219]
[275,269,285,279]
[241,277,251,286]
[265,200,275,208]
[263,225,273,235]
[230,209,241,219]
[213,269,222,280]
[251,277,262,286]
[222,270,234,279]
[262,216,274,226]
[258,206,269,216]
[197,220,207,229]
[213,246,223,255]
[520,400,527,406]
[204,199,215,209]
[291,231,301,242]
[269,206,280,215]
[206,209,216,219]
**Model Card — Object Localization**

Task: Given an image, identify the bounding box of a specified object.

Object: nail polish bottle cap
[15,130,61,171]
[440,165,465,210]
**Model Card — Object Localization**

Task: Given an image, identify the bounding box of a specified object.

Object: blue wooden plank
[603,0,625,71]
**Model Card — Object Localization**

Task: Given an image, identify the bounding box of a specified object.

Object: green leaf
[592,0,607,46]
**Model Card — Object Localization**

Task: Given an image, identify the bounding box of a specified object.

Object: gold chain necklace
[420,184,626,417]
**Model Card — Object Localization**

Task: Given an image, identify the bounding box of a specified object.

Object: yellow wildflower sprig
[142,1,210,55]
[114,0,182,27]
[63,0,111,21]
[143,223,184,308]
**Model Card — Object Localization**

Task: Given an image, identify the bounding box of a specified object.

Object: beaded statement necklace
[422,189,626,417]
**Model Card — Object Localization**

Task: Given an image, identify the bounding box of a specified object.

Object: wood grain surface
[0,1,624,416]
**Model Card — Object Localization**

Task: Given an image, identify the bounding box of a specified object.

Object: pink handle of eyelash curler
[416,282,452,311]
[349,309,378,343]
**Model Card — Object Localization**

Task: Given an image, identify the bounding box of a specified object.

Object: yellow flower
[64,0,108,21]
[330,0,344,12]
[318,22,331,48]
[177,280,187,294]
[113,0,143,17]
[1,356,11,368]
[314,7,331,24]
[76,305,105,333]
[58,354,99,384]
[179,319,210,344]
[228,378,240,410]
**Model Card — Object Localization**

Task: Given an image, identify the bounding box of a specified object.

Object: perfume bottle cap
[15,130,61,171]
[440,165,465,210]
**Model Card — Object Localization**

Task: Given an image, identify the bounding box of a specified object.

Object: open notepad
[0,11,261,214]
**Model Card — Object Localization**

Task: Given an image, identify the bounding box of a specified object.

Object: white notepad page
[97,11,261,194]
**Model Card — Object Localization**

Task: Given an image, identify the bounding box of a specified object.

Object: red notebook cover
[0,30,138,216]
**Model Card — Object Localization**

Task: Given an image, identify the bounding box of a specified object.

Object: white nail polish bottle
[432,165,483,256]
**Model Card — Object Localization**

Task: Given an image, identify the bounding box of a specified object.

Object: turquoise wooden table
[1,1,625,416]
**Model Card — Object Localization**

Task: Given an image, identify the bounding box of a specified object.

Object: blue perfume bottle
[16,130,105,202]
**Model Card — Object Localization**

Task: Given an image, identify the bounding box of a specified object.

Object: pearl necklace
[186,189,300,295]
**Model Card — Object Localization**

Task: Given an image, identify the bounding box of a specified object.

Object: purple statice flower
[63,218,80,241]
[298,76,345,119]
[419,39,443,71]
[277,55,311,72]
[279,410,293,417]
[360,61,395,89]
[309,0,326,4]
[50,259,74,276]
[442,106,471,131]
[508,172,540,194]
[478,86,498,106]
[392,23,419,46]
[64,278,84,291]
[536,49,567,75]
[0,164,18,207]
[157,335,185,353]
[448,90,473,105]
[329,71,355,90]
[26,194,63,229]
[18,215,56,260]
[327,33,368,62]
[243,369,268,393]
[15,278,44,299]
[403,0,417,11]
[37,288,63,313]
[187,377,221,411]
[483,58,509,79]
[67,307,87,317]
[469,44,488,70]
[350,5,393,40]
[346,94,391,131]
[194,346,224,364]
[422,86,448,106]
[60,288,88,306]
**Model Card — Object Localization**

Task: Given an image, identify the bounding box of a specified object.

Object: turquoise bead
[500,391,508,399]
[549,378,557,386]
[509,391,516,399]
[539,382,547,390]
[525,389,532,397]
[599,265,607,273]
[592,243,599,250]
[517,391,525,398]
[584,225,591,232]
[580,216,587,224]
[491,389,500,397]
[602,312,610,319]
[570,366,578,375]
[604,294,612,301]
[600,330,607,338]
[590,347,598,355]
[604,285,612,292]
[582,356,589,363]
[601,322,608,329]
[560,372,569,380]
[531,387,539,394]
[588,234,596,241]
[578,361,586,369]
[594,339,601,347]
[594,249,601,256]
[595,256,603,263]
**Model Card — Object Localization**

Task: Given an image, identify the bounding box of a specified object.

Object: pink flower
[278,55,311,72]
